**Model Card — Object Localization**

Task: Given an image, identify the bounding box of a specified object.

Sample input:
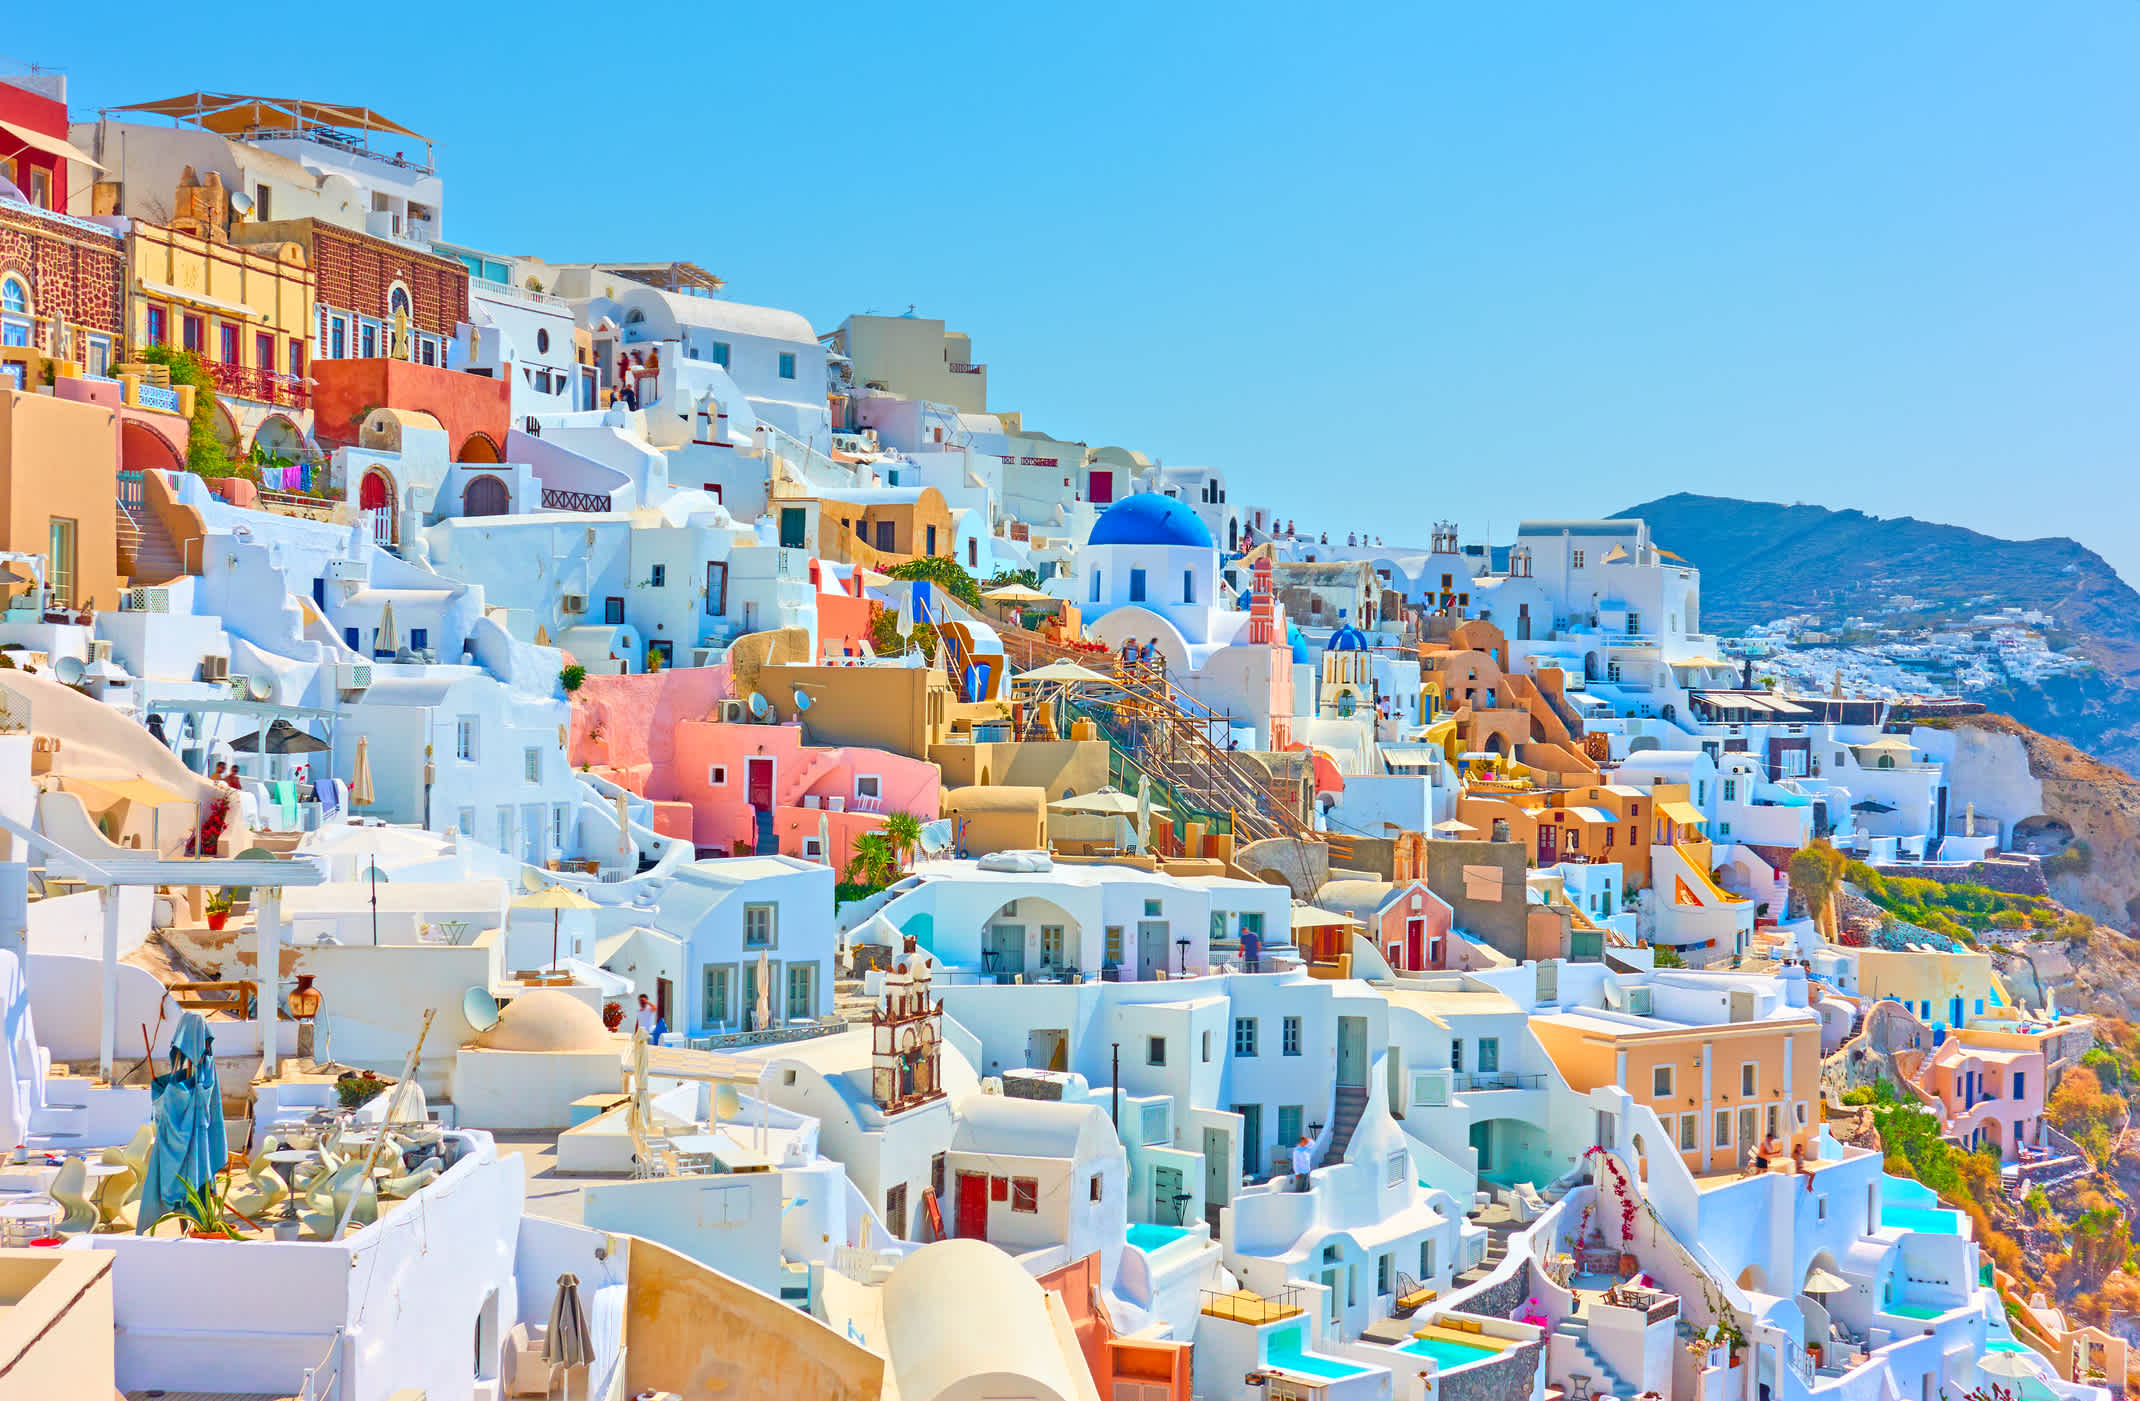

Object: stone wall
[1870,857,2050,898]
[1442,1340,1544,1401]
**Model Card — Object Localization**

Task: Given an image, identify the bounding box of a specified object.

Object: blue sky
[19,3,2140,583]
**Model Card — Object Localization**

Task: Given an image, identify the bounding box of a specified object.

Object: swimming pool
[1267,1325,1375,1381]
[1883,1302,1947,1321]
[1881,1176,1963,1235]
[1398,1336,1500,1371]
[1126,1222,1195,1253]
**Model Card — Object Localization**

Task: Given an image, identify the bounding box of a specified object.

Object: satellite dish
[462,986,501,1033]
[747,691,768,720]
[361,861,390,884]
[249,675,275,701]
[53,656,84,685]
[714,1084,743,1121]
[228,190,255,216]
[792,689,813,712]
[521,868,549,893]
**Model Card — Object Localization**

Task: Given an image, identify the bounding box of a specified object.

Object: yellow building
[124,168,316,458]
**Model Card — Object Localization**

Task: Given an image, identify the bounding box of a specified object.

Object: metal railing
[209,361,312,409]
[1453,1072,1546,1092]
[136,383,181,413]
[542,487,613,513]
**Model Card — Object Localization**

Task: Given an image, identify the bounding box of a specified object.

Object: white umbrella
[1015,661,1112,686]
[614,787,632,861]
[1978,1352,2042,1379]
[627,1026,652,1171]
[375,599,398,655]
[817,812,831,866]
[1134,773,1151,853]
[753,949,773,1030]
[1801,1268,1850,1294]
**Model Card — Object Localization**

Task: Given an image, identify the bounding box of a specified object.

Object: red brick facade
[310,223,466,337]
[0,204,126,353]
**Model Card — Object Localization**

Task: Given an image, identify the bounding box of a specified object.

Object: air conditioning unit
[225,674,251,698]
[126,586,171,614]
[1411,1070,1451,1108]
[336,663,372,692]
[717,699,748,723]
[87,640,114,663]
[200,655,229,683]
[561,594,587,615]
[1628,986,1654,1016]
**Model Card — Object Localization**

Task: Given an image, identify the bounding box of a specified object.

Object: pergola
[106,92,435,167]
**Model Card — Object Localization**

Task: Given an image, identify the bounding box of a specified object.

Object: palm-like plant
[844,833,898,891]
[880,811,924,870]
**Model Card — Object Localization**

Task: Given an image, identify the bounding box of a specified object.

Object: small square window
[710,765,728,785]
[990,1176,1008,1202]
[1282,1016,1301,1056]
[1011,1177,1038,1213]
[1146,1036,1166,1067]
[778,351,797,379]
[650,564,667,588]
[1652,1065,1673,1098]
[1143,899,1161,918]
[1233,1017,1258,1057]
[856,775,881,799]
[1089,1175,1102,1203]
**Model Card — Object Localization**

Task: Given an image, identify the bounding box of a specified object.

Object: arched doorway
[358,468,396,547]
[209,398,241,457]
[461,474,509,517]
[457,432,502,464]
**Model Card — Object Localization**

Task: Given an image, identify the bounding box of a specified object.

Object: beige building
[0,1249,116,1399]
[0,388,122,611]
[831,312,989,415]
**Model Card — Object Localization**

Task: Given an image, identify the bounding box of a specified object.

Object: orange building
[0,388,122,611]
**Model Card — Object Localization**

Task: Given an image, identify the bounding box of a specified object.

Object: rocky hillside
[1951,714,2140,932]
[1615,494,2140,771]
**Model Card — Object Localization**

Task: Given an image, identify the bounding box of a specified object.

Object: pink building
[1315,878,1456,973]
[1922,1034,2047,1160]
[668,718,939,866]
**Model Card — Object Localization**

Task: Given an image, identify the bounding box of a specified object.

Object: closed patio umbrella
[1801,1268,1850,1294]
[374,600,397,656]
[543,1271,594,1398]
[754,949,772,1031]
[138,1012,226,1234]
[350,736,375,808]
[614,787,632,862]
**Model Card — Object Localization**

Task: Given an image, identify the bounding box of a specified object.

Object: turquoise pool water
[1267,1325,1373,1381]
[1881,1175,1963,1234]
[1398,1336,1500,1371]
[1884,1302,1945,1321]
[1989,1340,2033,1355]
[1126,1222,1194,1253]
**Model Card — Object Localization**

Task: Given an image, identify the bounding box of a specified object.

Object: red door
[359,470,391,511]
[955,1172,989,1241]
[1089,470,1113,504]
[1535,824,1557,867]
[1406,917,1426,971]
[746,757,775,812]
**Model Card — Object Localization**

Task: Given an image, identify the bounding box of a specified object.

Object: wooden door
[1536,823,1557,867]
[746,757,775,811]
[955,1172,989,1240]
[1337,1016,1367,1088]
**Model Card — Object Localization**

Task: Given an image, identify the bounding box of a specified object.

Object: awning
[137,279,259,321]
[1660,800,1707,827]
[0,119,106,173]
[1566,806,1617,824]
[108,93,429,143]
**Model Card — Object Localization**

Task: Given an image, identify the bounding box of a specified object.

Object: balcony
[210,361,312,410]
[542,487,613,514]
[1605,634,1657,650]
[1453,1072,1546,1093]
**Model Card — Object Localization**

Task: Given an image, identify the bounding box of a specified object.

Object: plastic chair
[228,1136,291,1221]
[50,1159,98,1234]
[299,1163,376,1238]
[379,1163,440,1199]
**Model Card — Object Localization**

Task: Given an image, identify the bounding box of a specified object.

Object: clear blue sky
[19,3,2140,583]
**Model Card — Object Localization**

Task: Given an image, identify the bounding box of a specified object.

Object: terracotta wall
[309,357,507,456]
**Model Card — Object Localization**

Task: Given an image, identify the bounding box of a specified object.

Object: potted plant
[205,891,232,931]
[335,1068,384,1109]
[151,1171,254,1239]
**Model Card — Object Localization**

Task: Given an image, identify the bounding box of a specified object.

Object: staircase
[1452,1218,1511,1289]
[26,1096,88,1152]
[752,809,778,856]
[1328,1086,1368,1162]
[832,976,876,1026]
[116,498,185,585]
[1553,1314,1639,1401]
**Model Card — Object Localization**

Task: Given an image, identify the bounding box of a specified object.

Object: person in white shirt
[634,994,661,1038]
[1291,1135,1314,1191]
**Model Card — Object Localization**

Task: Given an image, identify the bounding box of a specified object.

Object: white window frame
[710,764,728,785]
[855,774,881,800]
[455,716,477,762]
[1652,1065,1673,1098]
[743,902,777,950]
[523,747,542,784]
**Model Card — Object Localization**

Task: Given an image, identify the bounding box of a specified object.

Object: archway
[251,413,307,460]
[1627,736,1661,754]
[1583,653,1600,682]
[1630,1130,1653,1182]
[462,474,510,517]
[979,897,1083,980]
[209,397,241,455]
[2010,815,2072,855]
[358,469,393,511]
[1736,1263,1771,1295]
[120,419,183,472]
[1484,733,1509,757]
[457,432,502,464]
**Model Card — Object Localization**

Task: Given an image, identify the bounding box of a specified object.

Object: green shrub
[559,663,587,692]
[139,343,242,479]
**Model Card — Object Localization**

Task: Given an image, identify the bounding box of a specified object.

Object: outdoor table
[0,1196,61,1244]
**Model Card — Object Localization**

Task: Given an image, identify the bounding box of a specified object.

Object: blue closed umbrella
[138,1012,227,1233]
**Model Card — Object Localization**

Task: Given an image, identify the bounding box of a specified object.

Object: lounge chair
[227,1136,292,1221]
[379,1163,440,1199]
[299,1163,377,1238]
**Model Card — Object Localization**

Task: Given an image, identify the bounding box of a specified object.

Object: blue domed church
[1069,493,1252,669]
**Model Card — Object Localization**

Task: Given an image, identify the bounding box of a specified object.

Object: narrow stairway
[116,498,184,585]
[1553,1314,1640,1401]
[1327,1085,1368,1162]
[753,809,779,856]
